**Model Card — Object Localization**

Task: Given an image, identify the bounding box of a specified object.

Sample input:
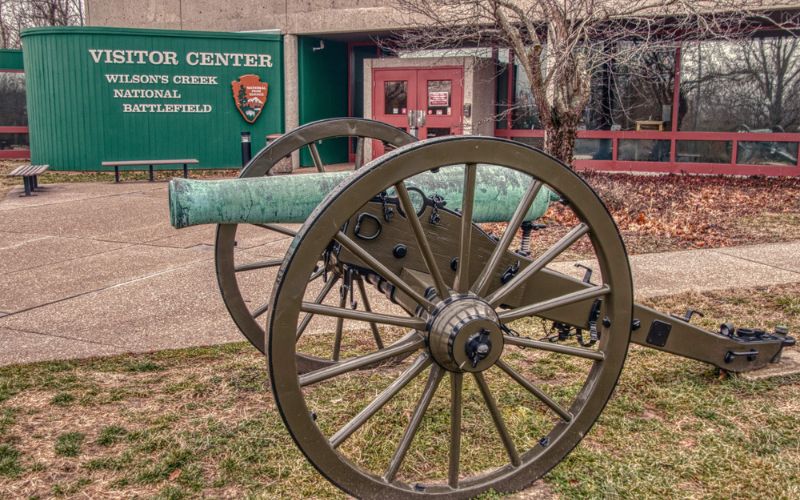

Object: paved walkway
[1,181,799,366]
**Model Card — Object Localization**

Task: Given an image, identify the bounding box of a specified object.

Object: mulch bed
[484,172,800,257]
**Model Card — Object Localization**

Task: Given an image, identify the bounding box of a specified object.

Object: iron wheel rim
[214,118,415,367]
[268,136,633,497]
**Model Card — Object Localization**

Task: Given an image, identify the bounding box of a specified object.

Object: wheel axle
[427,295,504,373]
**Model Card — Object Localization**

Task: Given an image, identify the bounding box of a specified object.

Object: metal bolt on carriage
[168,118,796,498]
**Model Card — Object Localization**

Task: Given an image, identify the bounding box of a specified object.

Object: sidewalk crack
[713,249,800,276]
[0,325,124,348]
[0,256,213,317]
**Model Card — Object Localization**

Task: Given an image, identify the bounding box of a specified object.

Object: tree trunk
[544,111,580,167]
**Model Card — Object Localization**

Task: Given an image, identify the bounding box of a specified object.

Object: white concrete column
[283,34,300,170]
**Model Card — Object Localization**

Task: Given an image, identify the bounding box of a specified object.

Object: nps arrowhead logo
[231,74,268,124]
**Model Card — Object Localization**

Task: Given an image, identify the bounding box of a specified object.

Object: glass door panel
[384,81,408,115]
[426,80,452,115]
[417,68,463,139]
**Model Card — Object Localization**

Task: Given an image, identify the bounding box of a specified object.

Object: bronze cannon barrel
[168,165,559,229]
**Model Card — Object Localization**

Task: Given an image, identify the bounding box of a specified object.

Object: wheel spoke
[254,223,297,237]
[309,265,325,282]
[356,275,384,349]
[487,223,589,306]
[334,230,435,311]
[252,301,270,319]
[332,284,347,361]
[235,258,283,272]
[300,302,426,330]
[448,372,463,488]
[496,359,572,422]
[394,181,449,299]
[472,180,543,296]
[454,163,477,293]
[384,364,445,482]
[354,137,365,170]
[503,335,605,361]
[473,372,521,467]
[299,335,425,387]
[499,284,610,323]
[330,354,431,448]
[308,142,324,172]
[296,276,338,340]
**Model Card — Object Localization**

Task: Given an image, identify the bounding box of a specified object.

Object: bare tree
[392,0,799,164]
[0,0,83,49]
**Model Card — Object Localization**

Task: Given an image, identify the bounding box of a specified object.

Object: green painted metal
[169,165,558,229]
[297,37,348,167]
[0,49,24,70]
[21,27,283,171]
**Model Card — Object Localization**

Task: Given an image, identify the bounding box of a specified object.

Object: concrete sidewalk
[1,181,799,366]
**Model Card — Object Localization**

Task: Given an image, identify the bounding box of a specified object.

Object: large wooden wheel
[215,118,415,372]
[267,137,634,497]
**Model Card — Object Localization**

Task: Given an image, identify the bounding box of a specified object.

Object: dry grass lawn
[0,284,797,499]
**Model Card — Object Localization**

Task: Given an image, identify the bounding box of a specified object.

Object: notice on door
[428,91,449,107]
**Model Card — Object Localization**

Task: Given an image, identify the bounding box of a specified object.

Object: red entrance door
[372,67,463,155]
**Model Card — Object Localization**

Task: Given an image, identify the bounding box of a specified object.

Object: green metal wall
[0,49,24,70]
[22,27,283,171]
[298,36,347,167]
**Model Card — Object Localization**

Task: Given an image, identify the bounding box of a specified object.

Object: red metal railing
[494,128,800,176]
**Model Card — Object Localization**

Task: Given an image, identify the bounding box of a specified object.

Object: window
[0,72,26,126]
[512,64,541,129]
[575,139,612,160]
[427,80,451,115]
[500,44,677,132]
[383,81,408,115]
[495,49,543,130]
[0,72,28,152]
[677,141,731,163]
[680,37,800,133]
[737,141,798,166]
[583,44,677,131]
[618,139,670,162]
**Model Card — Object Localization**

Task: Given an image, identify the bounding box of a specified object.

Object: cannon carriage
[168,118,794,498]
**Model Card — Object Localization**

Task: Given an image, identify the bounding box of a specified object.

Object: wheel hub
[427,295,504,372]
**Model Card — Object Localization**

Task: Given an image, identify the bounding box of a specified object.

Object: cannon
[168,118,795,498]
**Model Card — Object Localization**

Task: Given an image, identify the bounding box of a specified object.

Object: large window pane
[677,140,731,163]
[502,48,544,130]
[680,37,800,132]
[0,132,29,150]
[737,141,798,166]
[618,139,670,161]
[574,139,612,160]
[506,44,676,132]
[512,63,541,129]
[582,44,676,131]
[0,72,27,126]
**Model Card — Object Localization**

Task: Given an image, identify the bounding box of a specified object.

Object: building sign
[22,27,284,171]
[231,75,268,123]
[87,49,273,115]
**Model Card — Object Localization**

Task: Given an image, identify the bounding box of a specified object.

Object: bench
[100,159,199,183]
[8,164,49,196]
